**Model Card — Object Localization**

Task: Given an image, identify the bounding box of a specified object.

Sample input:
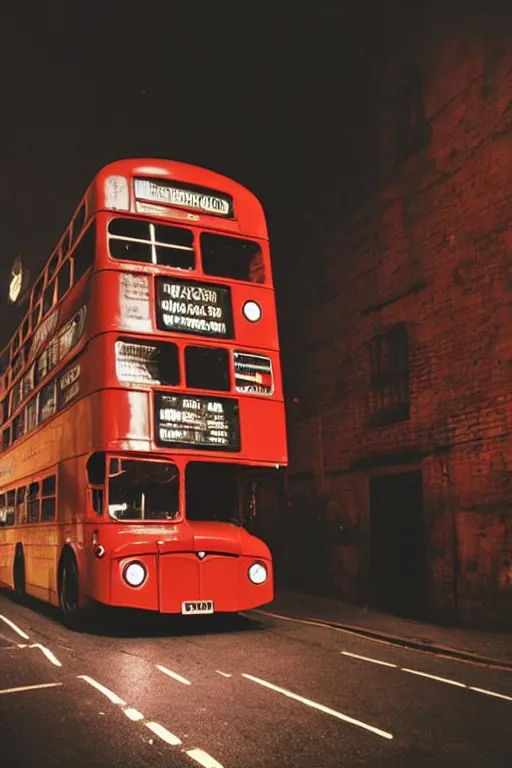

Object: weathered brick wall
[282,13,512,628]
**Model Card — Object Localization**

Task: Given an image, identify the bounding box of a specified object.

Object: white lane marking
[469,687,512,702]
[78,675,225,765]
[215,670,232,678]
[17,644,27,648]
[401,668,466,688]
[242,673,393,740]
[123,707,145,721]
[0,682,62,696]
[145,721,182,746]
[156,664,191,686]
[255,609,512,675]
[78,675,127,706]
[344,652,512,702]
[341,651,397,668]
[186,747,225,767]
[0,614,30,640]
[30,643,62,667]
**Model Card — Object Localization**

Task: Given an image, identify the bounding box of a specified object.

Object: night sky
[0,2,416,339]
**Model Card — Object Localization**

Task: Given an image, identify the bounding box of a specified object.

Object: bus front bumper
[108,551,273,614]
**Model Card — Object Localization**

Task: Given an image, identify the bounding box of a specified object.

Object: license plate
[181,600,214,615]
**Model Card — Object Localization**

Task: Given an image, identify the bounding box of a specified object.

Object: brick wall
[281,13,512,629]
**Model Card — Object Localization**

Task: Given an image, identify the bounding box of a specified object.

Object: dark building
[280,13,512,629]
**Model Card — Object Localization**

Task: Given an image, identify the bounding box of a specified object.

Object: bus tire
[59,551,87,631]
[13,547,26,603]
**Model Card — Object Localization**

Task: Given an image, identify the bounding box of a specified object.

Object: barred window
[368,323,410,426]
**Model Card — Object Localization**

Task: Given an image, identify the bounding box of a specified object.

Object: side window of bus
[22,367,33,401]
[61,230,71,258]
[12,381,22,413]
[2,395,10,423]
[48,251,60,280]
[41,475,56,522]
[2,426,10,451]
[16,487,27,525]
[57,259,71,301]
[27,395,38,432]
[5,490,15,526]
[71,204,86,244]
[43,280,55,316]
[39,381,56,422]
[12,411,25,442]
[33,276,44,306]
[0,494,5,526]
[12,350,23,380]
[32,301,41,329]
[72,222,96,284]
[28,482,40,523]
[200,233,265,283]
[35,349,49,386]
[47,338,59,372]
[21,316,30,342]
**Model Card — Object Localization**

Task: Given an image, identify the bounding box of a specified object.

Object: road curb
[257,610,512,671]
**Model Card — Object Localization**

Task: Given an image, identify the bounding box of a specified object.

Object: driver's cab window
[185,462,241,524]
[108,459,179,521]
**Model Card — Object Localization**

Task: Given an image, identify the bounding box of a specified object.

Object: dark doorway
[369,470,428,619]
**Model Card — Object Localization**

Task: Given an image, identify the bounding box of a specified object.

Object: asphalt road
[0,591,511,767]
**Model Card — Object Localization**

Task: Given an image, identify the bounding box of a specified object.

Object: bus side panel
[24,523,60,605]
[0,528,16,590]
[59,455,89,607]
[84,524,112,605]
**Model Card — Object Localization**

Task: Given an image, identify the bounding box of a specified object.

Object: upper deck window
[108,218,194,270]
[61,230,71,258]
[33,276,44,305]
[200,234,265,283]
[72,222,96,284]
[71,204,86,244]
[48,250,60,279]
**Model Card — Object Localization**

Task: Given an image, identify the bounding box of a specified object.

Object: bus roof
[92,158,269,240]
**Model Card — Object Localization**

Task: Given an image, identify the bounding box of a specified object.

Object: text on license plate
[181,600,214,615]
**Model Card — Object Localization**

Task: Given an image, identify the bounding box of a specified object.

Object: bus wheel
[59,553,86,631]
[13,548,26,602]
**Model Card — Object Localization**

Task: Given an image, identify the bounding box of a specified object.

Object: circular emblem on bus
[197,551,206,560]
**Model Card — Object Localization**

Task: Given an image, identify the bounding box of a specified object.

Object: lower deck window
[108,459,179,521]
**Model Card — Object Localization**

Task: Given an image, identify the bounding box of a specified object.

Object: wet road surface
[1,591,511,767]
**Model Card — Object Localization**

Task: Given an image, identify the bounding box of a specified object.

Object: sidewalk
[265,588,512,669]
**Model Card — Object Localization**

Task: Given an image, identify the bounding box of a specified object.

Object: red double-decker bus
[0,158,287,628]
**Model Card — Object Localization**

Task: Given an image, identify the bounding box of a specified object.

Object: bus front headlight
[123,561,147,587]
[248,562,267,585]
